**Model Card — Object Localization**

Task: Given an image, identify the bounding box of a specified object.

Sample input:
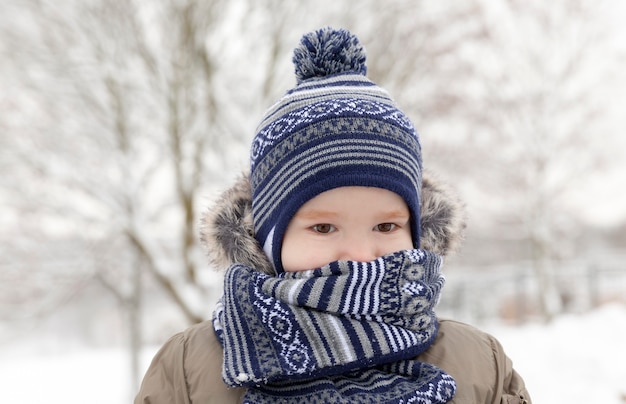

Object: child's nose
[338,238,377,263]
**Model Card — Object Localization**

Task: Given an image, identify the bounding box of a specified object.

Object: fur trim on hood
[200,171,465,275]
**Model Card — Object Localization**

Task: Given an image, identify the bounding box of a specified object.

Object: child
[135,27,531,403]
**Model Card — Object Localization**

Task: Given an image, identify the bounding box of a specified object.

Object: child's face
[281,186,413,272]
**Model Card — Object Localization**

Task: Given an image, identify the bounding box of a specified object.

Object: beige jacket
[135,318,529,404]
[135,172,531,403]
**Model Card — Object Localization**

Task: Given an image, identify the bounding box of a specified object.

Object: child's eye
[312,224,335,234]
[375,223,397,233]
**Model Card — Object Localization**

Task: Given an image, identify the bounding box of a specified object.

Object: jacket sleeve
[134,321,245,404]
[418,319,531,404]
[134,332,191,404]
[489,335,531,404]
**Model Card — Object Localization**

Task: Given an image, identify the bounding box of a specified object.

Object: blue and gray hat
[250,27,423,273]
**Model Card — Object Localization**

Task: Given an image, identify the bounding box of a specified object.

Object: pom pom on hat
[293,27,367,84]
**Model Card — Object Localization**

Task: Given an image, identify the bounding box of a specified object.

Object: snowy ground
[1,303,625,404]
[485,304,626,403]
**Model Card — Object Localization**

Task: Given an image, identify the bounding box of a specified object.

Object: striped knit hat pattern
[250,27,423,273]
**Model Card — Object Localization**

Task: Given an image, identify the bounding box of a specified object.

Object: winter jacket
[135,172,531,404]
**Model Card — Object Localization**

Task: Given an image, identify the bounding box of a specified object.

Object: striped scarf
[212,249,456,403]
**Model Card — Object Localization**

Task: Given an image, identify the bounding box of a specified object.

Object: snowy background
[1,303,625,403]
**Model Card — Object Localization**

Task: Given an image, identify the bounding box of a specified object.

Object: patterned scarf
[212,249,456,403]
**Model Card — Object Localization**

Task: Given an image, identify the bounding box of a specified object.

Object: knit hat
[250,27,423,273]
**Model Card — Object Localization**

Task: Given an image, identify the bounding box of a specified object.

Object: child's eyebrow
[378,210,411,220]
[295,209,339,221]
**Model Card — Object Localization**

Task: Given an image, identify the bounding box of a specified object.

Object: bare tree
[448,0,622,321]
[1,0,255,389]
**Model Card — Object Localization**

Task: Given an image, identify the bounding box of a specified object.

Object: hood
[200,171,465,275]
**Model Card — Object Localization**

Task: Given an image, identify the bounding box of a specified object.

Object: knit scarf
[212,249,456,403]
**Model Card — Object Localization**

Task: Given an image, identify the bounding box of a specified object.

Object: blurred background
[1,0,625,403]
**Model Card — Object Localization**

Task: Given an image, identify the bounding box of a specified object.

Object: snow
[0,348,135,404]
[1,304,624,403]
[484,303,626,403]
